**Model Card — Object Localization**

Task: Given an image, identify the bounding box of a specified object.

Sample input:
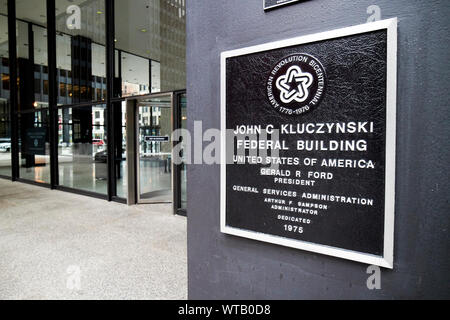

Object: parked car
[94,150,107,163]
[92,139,105,146]
[94,150,108,180]
[0,138,11,152]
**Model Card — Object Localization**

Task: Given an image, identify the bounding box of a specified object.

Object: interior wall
[186,0,450,299]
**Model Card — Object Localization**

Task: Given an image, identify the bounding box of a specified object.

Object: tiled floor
[0,178,187,300]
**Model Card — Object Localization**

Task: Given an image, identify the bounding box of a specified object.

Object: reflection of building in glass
[0,0,186,209]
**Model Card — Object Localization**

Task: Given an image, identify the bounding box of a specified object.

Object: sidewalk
[0,179,187,300]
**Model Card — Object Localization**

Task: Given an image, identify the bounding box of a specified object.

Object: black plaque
[221,20,397,268]
[264,0,302,10]
[25,127,47,155]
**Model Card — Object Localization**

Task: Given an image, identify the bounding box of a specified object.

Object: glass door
[136,93,173,203]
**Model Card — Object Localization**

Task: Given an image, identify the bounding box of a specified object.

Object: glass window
[0,3,11,177]
[58,105,107,195]
[18,110,51,184]
[33,25,48,67]
[113,0,186,200]
[55,0,106,103]
[16,0,50,183]
[114,0,186,97]
[121,52,149,97]
[151,60,161,93]
[115,102,127,199]
[16,20,29,61]
[59,82,66,97]
[1,74,9,90]
[34,78,41,94]
[43,80,49,95]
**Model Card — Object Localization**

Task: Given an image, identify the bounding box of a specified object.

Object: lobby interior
[0,0,187,213]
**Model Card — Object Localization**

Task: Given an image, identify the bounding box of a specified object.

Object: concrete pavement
[0,178,187,300]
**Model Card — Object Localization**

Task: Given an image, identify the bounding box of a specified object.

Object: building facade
[1,0,449,300]
[0,0,187,214]
[186,0,450,299]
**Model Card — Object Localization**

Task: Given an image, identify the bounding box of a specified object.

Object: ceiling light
[140,28,147,33]
[97,10,103,14]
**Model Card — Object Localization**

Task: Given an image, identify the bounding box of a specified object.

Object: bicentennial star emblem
[275,65,313,104]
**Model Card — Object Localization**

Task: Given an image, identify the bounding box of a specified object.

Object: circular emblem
[267,53,326,116]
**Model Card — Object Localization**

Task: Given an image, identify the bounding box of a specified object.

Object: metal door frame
[126,92,174,206]
[136,92,174,205]
[173,91,187,216]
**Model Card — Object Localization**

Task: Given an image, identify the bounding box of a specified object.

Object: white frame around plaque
[263,0,302,11]
[220,18,397,269]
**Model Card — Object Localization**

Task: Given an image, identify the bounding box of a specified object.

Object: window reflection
[18,111,51,183]
[16,0,50,183]
[0,4,11,177]
[121,52,150,97]
[58,105,108,194]
[55,0,106,104]
[114,0,185,97]
[1,0,187,202]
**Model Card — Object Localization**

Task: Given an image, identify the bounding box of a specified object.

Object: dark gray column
[186,0,450,299]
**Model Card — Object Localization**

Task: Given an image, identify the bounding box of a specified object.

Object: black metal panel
[55,185,109,201]
[173,90,187,216]
[172,92,181,214]
[105,0,115,201]
[111,196,127,205]
[16,178,52,189]
[47,0,58,188]
[7,0,19,180]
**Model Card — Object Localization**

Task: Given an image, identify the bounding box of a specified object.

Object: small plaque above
[264,0,302,10]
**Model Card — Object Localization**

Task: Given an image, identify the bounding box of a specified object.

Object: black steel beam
[7,0,18,181]
[106,0,116,201]
[47,0,59,188]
